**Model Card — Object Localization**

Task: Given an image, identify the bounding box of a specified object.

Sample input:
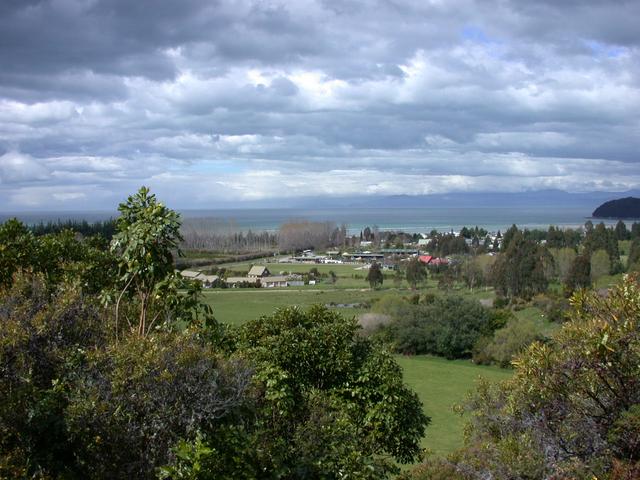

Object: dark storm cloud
[0,0,639,208]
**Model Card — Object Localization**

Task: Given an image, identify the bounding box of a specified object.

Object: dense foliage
[491,230,552,299]
[373,295,502,359]
[29,219,117,240]
[367,262,384,288]
[165,305,429,479]
[405,257,427,289]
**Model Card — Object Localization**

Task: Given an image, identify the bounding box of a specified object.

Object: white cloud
[0,151,50,183]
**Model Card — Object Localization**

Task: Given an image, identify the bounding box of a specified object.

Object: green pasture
[202,288,392,325]
[397,355,512,456]
[202,280,496,326]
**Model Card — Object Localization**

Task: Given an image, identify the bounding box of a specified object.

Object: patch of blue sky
[181,161,245,175]
[461,25,504,58]
[585,40,626,58]
[461,25,491,44]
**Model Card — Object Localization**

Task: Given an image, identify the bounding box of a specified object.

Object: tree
[500,224,519,252]
[0,274,249,480]
[278,221,337,252]
[461,257,483,291]
[564,254,591,295]
[68,332,250,479]
[386,296,501,359]
[628,238,640,272]
[491,230,552,299]
[478,316,544,367]
[0,274,107,478]
[0,219,117,293]
[366,262,384,289]
[550,247,576,283]
[328,270,337,285]
[590,248,611,283]
[0,219,36,288]
[584,221,619,266]
[110,187,183,337]
[406,257,426,289]
[615,220,629,241]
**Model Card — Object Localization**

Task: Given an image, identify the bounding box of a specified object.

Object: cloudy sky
[1,0,639,210]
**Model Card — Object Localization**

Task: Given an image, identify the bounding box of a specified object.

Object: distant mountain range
[592,197,640,219]
[223,189,640,211]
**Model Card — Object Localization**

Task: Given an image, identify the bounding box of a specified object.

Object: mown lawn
[202,281,496,326]
[202,288,392,325]
[397,355,512,457]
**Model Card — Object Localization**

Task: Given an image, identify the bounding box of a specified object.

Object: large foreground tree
[110,186,183,337]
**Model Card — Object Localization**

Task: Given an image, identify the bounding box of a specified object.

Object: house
[346,252,384,262]
[418,255,449,266]
[225,277,260,288]
[261,275,290,288]
[180,270,219,288]
[180,270,202,279]
[198,274,219,288]
[248,265,270,278]
[418,255,433,264]
[430,257,449,266]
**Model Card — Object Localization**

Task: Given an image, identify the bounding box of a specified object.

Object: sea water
[2,206,632,234]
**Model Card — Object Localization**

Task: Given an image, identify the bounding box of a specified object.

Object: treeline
[278,221,347,252]
[180,218,278,252]
[181,228,278,252]
[181,220,348,254]
[27,218,117,239]
[421,223,639,300]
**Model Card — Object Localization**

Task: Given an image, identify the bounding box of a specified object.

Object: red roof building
[418,255,448,266]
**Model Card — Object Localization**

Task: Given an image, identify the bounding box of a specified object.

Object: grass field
[397,355,512,456]
[202,281,496,326]
[202,288,393,325]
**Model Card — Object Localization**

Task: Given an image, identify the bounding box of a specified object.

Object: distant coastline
[2,206,634,235]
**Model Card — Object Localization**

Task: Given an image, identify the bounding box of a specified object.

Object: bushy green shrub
[0,275,107,478]
[164,306,429,479]
[378,296,500,359]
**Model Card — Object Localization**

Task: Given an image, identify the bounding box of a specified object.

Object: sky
[0,0,639,210]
